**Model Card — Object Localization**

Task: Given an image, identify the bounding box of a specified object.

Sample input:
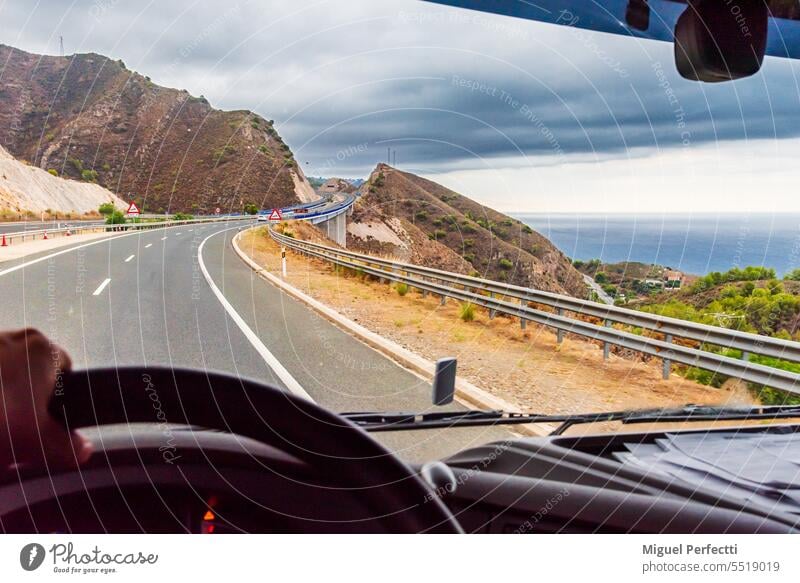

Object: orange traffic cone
[1,234,6,247]
[43,231,48,240]
[66,228,71,236]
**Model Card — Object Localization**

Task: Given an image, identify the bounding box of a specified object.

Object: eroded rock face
[350,164,587,298]
[0,44,306,213]
[0,144,125,214]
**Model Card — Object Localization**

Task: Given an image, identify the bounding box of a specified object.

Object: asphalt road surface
[0,219,510,461]
[584,274,615,305]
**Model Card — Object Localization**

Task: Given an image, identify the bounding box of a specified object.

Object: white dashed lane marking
[92,278,111,296]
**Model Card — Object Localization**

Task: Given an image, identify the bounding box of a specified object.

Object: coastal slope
[347,164,586,297]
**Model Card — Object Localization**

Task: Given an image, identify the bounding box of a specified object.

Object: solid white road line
[92,278,111,296]
[124,254,135,262]
[197,229,313,402]
[175,232,181,235]
[145,243,152,248]
[161,236,168,240]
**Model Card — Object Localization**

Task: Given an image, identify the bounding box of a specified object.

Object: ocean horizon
[512,213,800,277]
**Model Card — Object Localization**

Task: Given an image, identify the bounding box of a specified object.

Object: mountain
[0,44,314,213]
[347,164,587,297]
[0,145,124,218]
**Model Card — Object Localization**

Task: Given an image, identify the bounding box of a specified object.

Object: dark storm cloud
[2,0,800,177]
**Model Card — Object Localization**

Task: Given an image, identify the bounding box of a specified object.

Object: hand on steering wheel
[0,329,90,471]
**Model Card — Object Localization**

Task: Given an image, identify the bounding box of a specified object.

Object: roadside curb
[232,227,552,437]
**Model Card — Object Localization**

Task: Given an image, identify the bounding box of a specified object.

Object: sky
[2,0,800,212]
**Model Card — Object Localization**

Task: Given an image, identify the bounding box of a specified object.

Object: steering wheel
[30,367,460,533]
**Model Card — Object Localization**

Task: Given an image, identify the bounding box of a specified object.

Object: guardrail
[275,195,356,223]
[270,228,800,396]
[0,215,252,246]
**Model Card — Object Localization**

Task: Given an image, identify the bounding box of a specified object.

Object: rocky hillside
[0,145,124,218]
[0,44,313,213]
[348,164,586,297]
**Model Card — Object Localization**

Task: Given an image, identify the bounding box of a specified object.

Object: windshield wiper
[343,404,800,436]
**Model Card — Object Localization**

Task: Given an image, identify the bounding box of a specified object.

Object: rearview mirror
[674,0,768,82]
[432,357,457,406]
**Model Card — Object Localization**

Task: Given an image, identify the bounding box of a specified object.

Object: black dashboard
[3,422,799,533]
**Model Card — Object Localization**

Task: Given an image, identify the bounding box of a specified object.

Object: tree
[243,203,259,215]
[785,268,800,281]
[98,202,116,216]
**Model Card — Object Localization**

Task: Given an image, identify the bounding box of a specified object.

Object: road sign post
[281,247,287,278]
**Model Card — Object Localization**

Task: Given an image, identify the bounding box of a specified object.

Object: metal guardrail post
[742,350,750,362]
[520,299,526,329]
[557,308,564,344]
[489,292,496,319]
[662,333,673,380]
[440,293,447,306]
[603,319,611,360]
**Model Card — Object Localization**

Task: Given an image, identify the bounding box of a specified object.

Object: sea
[512,213,800,277]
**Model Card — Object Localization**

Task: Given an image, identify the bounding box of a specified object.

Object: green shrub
[47,168,58,177]
[459,302,475,322]
[98,202,116,216]
[396,283,409,296]
[414,210,428,221]
[498,258,513,270]
[105,210,126,225]
[81,169,98,182]
[172,212,194,220]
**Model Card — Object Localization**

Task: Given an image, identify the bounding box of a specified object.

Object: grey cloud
[2,0,800,178]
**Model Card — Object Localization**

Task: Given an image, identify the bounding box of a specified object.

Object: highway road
[0,219,509,461]
[0,219,107,234]
[583,274,615,305]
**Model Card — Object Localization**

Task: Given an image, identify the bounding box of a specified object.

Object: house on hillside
[664,270,683,289]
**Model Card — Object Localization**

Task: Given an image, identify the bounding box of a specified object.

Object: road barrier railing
[0,216,252,246]
[270,228,800,396]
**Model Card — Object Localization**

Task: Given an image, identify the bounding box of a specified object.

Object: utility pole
[392,150,396,167]
[59,36,64,57]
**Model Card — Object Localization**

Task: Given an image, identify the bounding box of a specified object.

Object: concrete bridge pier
[319,211,347,247]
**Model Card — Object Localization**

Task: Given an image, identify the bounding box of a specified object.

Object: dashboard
[2,423,799,533]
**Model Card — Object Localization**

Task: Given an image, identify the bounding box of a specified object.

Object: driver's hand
[0,329,90,470]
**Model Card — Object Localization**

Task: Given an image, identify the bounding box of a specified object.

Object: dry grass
[241,227,753,417]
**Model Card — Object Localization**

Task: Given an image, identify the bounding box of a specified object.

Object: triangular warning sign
[268,208,283,221]
[126,202,141,215]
